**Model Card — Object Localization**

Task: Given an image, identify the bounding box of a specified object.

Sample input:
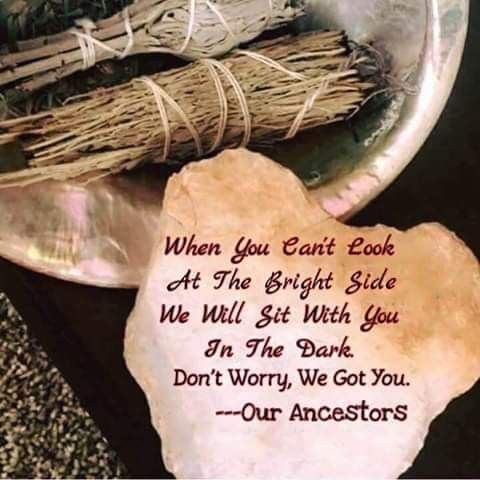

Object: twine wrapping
[0,31,378,187]
[71,8,135,70]
[0,0,306,94]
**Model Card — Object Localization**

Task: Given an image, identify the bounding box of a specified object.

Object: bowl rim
[0,0,470,288]
[312,0,469,220]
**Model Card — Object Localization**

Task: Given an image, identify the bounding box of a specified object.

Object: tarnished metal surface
[0,0,469,287]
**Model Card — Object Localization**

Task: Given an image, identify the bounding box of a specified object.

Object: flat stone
[125,148,480,479]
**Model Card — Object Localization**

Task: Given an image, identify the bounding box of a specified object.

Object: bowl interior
[271,0,426,189]
[0,0,468,287]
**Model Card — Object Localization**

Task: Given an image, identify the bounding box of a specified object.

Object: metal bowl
[0,0,469,288]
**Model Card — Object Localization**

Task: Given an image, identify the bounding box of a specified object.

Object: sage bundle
[0,0,305,94]
[0,31,380,187]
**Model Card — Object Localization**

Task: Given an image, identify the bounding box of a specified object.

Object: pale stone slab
[125,149,480,479]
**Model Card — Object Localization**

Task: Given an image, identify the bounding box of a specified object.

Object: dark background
[0,3,479,479]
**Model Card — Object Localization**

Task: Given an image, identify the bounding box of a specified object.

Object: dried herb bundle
[0,31,379,187]
[0,0,129,43]
[0,0,305,94]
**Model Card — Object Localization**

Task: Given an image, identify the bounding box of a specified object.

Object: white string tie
[236,50,307,81]
[199,59,229,152]
[71,7,134,70]
[178,0,196,54]
[179,0,238,54]
[203,58,252,147]
[205,1,236,40]
[136,76,203,160]
[119,8,135,59]
[285,81,331,139]
[265,0,274,25]
[268,0,273,15]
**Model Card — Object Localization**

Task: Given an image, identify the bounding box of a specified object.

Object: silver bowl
[0,0,469,288]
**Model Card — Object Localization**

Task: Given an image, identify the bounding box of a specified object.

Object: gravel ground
[0,293,128,479]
